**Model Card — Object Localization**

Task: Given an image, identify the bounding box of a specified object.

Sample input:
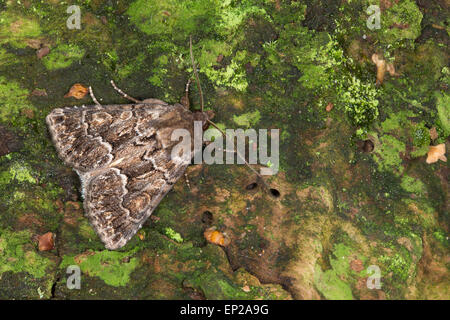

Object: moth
[46,80,213,250]
[46,38,270,250]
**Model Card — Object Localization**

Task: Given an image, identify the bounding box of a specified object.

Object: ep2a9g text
[224,304,269,315]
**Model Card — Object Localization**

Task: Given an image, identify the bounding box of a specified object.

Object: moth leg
[180,78,191,109]
[110,80,142,103]
[89,86,102,107]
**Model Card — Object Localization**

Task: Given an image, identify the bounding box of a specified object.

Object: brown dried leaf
[426,144,447,164]
[36,46,50,59]
[64,83,89,99]
[31,88,47,97]
[38,232,55,251]
[326,102,334,112]
[429,127,438,140]
[372,53,386,85]
[350,259,364,272]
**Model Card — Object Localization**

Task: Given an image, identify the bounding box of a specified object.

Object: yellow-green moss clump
[42,44,85,70]
[0,77,34,124]
[0,229,53,278]
[0,11,41,48]
[60,250,139,287]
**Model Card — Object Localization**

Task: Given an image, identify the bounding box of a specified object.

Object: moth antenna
[110,80,142,103]
[89,86,102,107]
[206,119,273,192]
[189,35,204,112]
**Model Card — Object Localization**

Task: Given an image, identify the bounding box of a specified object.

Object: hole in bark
[201,211,213,225]
[356,139,375,153]
[269,188,280,198]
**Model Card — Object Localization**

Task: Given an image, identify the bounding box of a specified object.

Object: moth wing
[82,156,188,250]
[45,102,171,172]
[47,102,197,249]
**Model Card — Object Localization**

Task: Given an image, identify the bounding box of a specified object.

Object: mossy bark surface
[0,0,448,300]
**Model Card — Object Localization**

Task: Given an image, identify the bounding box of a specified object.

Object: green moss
[401,175,425,195]
[42,44,85,70]
[435,91,450,141]
[373,135,405,176]
[233,110,261,128]
[0,10,41,48]
[314,264,353,300]
[379,0,423,44]
[340,75,379,126]
[379,251,411,283]
[0,229,53,279]
[127,0,220,40]
[164,227,183,243]
[0,48,15,67]
[61,249,139,287]
[0,76,33,124]
[0,161,36,185]
[329,243,353,277]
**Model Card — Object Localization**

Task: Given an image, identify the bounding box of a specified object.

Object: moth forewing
[46,101,210,250]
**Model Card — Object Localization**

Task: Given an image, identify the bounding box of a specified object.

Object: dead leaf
[372,53,398,84]
[350,259,364,272]
[426,144,447,164]
[64,83,89,99]
[429,127,438,140]
[38,232,54,251]
[326,102,334,112]
[36,46,50,59]
[31,88,47,97]
[372,53,386,85]
[21,108,34,119]
[386,62,398,76]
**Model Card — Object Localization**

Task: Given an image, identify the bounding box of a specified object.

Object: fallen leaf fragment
[242,285,251,292]
[64,83,89,99]
[204,227,231,247]
[31,88,47,97]
[350,259,364,272]
[326,102,334,112]
[372,53,398,85]
[372,53,386,85]
[426,143,447,164]
[38,232,55,251]
[36,46,50,59]
[429,127,438,141]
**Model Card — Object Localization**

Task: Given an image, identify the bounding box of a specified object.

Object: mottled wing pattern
[46,101,198,249]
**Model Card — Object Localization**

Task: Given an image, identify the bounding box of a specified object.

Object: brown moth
[46,84,212,250]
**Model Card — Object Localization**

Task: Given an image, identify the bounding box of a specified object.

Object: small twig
[189,35,204,112]
[89,86,101,107]
[110,80,141,103]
